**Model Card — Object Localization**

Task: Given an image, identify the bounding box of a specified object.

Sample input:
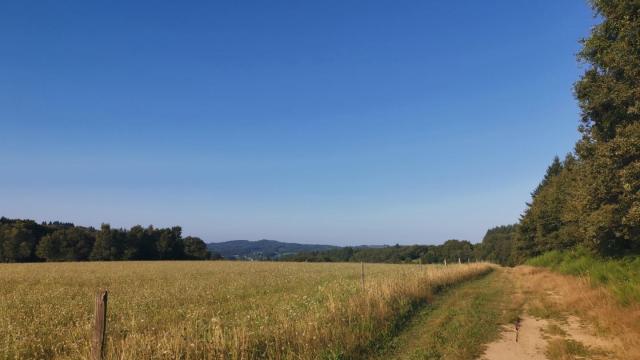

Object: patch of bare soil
[563,315,620,353]
[482,267,626,360]
[482,315,548,360]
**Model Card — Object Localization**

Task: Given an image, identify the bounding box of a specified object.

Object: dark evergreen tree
[531,156,563,198]
[476,225,517,266]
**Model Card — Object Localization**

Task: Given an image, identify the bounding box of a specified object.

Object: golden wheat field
[0,261,492,359]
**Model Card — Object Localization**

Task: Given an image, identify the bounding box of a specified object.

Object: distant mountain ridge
[207,239,338,260]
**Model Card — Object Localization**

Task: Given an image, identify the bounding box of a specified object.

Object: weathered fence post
[458,257,461,264]
[91,289,108,360]
[444,259,447,266]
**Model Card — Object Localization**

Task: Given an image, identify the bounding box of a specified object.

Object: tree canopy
[480,0,640,263]
[284,239,480,264]
[0,217,217,262]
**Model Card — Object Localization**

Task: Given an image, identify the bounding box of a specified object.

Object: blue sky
[0,1,594,245]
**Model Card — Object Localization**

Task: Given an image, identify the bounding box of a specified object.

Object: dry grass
[512,266,640,360]
[545,338,592,360]
[0,261,492,359]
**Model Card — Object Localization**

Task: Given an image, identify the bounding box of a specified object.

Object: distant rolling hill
[207,239,338,260]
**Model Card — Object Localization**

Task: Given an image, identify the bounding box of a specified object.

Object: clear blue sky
[0,1,594,245]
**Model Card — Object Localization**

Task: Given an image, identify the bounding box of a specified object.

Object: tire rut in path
[482,267,619,360]
[376,269,518,360]
[378,267,622,360]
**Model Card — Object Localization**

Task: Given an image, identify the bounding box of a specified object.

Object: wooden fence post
[444,259,447,266]
[361,262,365,290]
[91,289,108,360]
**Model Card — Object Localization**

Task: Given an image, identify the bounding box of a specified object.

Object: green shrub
[527,249,640,305]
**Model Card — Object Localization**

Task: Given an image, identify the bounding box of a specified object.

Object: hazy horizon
[1,1,595,246]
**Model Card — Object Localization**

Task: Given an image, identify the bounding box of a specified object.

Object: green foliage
[527,248,640,305]
[568,0,640,254]
[510,0,640,262]
[206,239,337,260]
[531,156,563,198]
[475,225,517,266]
[155,226,183,260]
[90,224,125,260]
[36,227,94,261]
[516,122,640,259]
[515,154,581,261]
[284,240,478,264]
[0,217,214,262]
[575,0,640,141]
[0,219,41,262]
[183,236,210,260]
[573,123,640,254]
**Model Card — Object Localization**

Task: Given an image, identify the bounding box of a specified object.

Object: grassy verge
[526,248,640,305]
[511,265,640,360]
[334,264,495,359]
[374,270,518,360]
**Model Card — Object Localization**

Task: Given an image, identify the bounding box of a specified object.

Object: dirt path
[376,266,628,360]
[481,315,548,360]
[482,267,619,360]
[375,269,519,360]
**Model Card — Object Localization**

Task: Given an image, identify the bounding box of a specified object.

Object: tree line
[284,234,521,266]
[283,239,478,264]
[513,0,639,261]
[0,217,221,262]
[477,0,640,265]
